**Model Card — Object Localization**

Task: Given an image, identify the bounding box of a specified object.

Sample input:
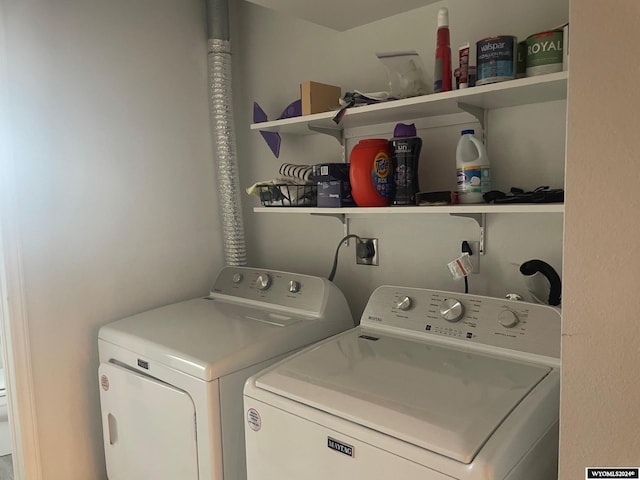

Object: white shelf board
[250,72,568,136]
[253,203,565,215]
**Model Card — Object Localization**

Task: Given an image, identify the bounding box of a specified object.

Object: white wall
[3,0,223,478]
[561,0,640,476]
[231,0,569,318]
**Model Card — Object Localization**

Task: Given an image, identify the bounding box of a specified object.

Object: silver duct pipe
[207,0,247,266]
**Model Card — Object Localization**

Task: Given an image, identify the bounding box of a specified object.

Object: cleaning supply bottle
[456,129,491,203]
[349,139,393,207]
[391,123,422,205]
[434,7,452,93]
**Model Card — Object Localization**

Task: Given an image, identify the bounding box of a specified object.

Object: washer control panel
[210,266,328,313]
[360,286,560,359]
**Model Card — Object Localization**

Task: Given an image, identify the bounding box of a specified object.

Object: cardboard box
[312,163,355,207]
[301,81,342,116]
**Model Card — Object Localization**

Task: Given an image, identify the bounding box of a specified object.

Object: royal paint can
[476,36,517,86]
[526,30,564,76]
[516,41,527,78]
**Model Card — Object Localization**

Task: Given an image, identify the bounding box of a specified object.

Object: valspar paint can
[476,36,517,86]
[526,30,563,76]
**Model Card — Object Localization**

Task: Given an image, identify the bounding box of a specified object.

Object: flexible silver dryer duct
[206,0,247,265]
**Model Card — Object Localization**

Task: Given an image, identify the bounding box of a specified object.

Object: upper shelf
[250,71,568,136]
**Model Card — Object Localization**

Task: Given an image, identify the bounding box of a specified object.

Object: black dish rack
[257,183,317,207]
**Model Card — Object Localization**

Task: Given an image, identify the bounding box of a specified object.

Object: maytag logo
[327,437,354,457]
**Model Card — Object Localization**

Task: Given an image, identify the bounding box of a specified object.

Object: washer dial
[396,296,412,311]
[439,298,465,322]
[498,310,519,328]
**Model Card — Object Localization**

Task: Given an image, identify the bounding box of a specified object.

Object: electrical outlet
[463,241,480,274]
[356,238,379,266]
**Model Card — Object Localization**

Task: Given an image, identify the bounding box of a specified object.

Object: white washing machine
[244,285,561,480]
[97,266,353,480]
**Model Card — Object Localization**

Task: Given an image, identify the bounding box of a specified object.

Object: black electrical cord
[461,240,473,294]
[328,234,362,282]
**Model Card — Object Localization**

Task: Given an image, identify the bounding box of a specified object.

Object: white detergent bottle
[456,129,491,204]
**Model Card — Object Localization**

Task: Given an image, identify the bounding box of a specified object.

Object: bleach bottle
[456,129,490,203]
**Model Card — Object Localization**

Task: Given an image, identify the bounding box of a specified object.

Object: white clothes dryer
[244,285,561,480]
[98,266,353,480]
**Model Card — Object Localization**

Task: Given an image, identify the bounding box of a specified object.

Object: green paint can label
[526,30,564,76]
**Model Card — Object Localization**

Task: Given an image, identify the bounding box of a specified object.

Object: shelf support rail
[450,212,486,255]
[310,213,351,245]
[307,124,343,145]
[457,103,487,141]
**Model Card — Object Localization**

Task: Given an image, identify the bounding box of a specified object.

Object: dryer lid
[99,298,341,381]
[254,328,552,464]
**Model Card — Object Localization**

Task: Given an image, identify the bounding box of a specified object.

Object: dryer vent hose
[207,0,247,266]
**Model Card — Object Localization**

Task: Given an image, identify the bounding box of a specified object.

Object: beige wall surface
[2,0,223,477]
[8,0,640,477]
[561,0,640,477]
[232,0,569,318]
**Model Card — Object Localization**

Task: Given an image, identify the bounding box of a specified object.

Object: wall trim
[0,4,43,479]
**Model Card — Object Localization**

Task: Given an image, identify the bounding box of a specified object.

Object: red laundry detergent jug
[349,139,393,207]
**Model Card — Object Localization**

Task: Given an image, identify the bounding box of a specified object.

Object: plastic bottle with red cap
[434,7,452,93]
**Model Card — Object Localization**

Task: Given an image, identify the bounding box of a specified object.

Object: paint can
[516,41,527,78]
[476,36,517,86]
[526,30,563,76]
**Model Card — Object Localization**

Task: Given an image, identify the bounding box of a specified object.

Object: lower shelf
[252,203,564,215]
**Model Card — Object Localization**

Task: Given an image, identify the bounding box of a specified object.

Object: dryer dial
[256,274,272,291]
[288,280,300,294]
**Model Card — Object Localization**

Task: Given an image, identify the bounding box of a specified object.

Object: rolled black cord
[519,259,562,306]
[328,234,362,282]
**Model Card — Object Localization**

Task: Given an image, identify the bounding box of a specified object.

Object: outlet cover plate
[356,238,379,266]
[465,241,480,274]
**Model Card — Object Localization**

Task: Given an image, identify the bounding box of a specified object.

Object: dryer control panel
[209,266,333,315]
[360,286,560,360]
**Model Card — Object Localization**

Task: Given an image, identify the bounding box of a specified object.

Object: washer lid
[99,298,337,381]
[254,328,552,464]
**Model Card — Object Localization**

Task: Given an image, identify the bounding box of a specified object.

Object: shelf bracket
[450,212,486,255]
[307,124,344,145]
[310,213,351,244]
[457,102,486,136]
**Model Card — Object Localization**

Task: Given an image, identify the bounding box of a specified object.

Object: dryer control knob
[440,298,465,322]
[396,296,412,311]
[288,280,300,293]
[256,274,272,291]
[498,310,519,328]
[232,273,243,284]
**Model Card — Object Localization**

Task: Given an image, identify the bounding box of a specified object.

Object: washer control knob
[232,273,243,284]
[288,280,300,294]
[498,310,519,328]
[396,296,413,311]
[440,298,465,322]
[256,274,272,291]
